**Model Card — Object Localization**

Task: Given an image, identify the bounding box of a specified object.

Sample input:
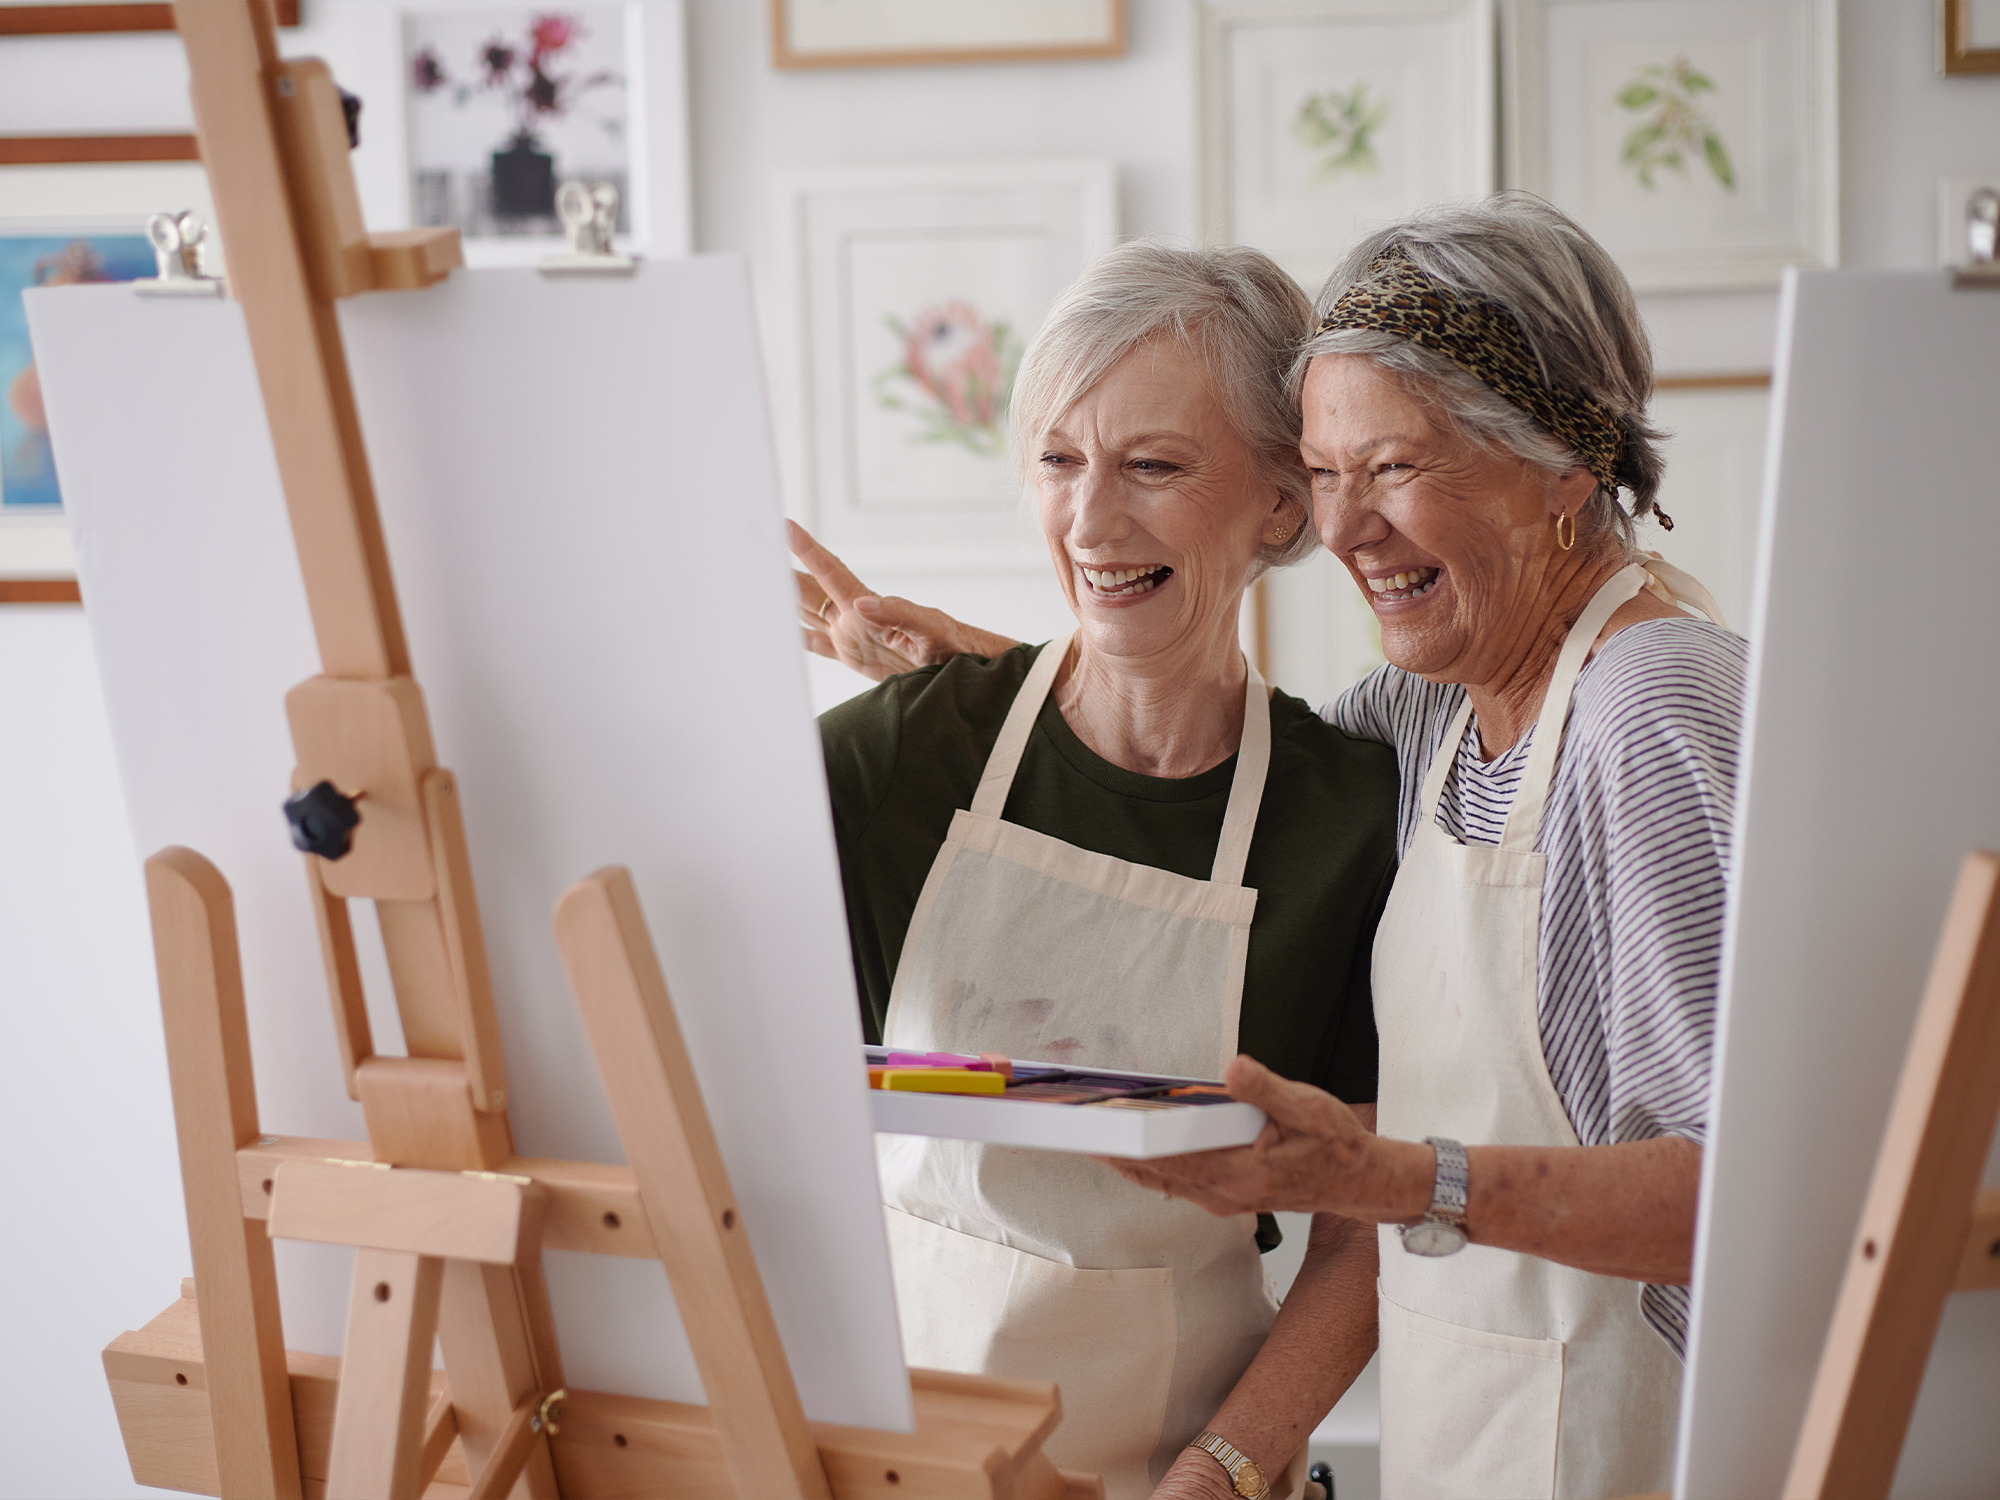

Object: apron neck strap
[1498,562,1648,852]
[967,632,1272,891]
[969,633,1074,819]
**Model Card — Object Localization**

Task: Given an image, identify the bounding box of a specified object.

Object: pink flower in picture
[877,300,1022,457]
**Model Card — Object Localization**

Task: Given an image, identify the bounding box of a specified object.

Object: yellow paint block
[878,1068,1006,1096]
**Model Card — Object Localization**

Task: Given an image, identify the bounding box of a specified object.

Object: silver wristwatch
[1400,1135,1469,1257]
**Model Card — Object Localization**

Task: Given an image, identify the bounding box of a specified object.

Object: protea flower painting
[875,301,1023,458]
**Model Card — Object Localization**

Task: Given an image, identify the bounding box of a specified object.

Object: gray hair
[1011,240,1319,571]
[1292,194,1665,555]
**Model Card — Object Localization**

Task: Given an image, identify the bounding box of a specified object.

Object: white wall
[3,4,1999,1494]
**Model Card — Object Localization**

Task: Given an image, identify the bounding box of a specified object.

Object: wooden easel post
[1783,850,2000,1499]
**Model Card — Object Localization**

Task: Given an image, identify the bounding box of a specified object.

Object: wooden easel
[1782,850,2000,1500]
[99,4,1094,1496]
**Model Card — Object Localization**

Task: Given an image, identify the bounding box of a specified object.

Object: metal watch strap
[1191,1430,1271,1499]
[1424,1135,1469,1228]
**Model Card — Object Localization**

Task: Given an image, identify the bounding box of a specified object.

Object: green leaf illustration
[1618,83,1659,107]
[1702,131,1735,189]
[1613,53,1736,193]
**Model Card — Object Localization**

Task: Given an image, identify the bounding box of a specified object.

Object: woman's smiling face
[1300,353,1595,686]
[1034,339,1284,668]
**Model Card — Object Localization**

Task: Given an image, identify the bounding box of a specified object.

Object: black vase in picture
[491,135,556,220]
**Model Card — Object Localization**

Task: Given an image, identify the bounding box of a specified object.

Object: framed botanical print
[1504,0,1838,291]
[1196,0,1497,297]
[786,159,1116,572]
[1942,0,2000,75]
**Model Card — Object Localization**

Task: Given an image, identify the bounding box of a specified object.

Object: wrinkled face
[1034,340,1283,665]
[1300,354,1593,684]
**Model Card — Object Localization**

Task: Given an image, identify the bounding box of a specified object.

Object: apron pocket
[1379,1287,1563,1500]
[886,1207,1175,1499]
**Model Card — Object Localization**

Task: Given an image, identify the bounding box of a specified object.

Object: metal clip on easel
[135,210,223,298]
[538,181,638,278]
[1953,186,1999,289]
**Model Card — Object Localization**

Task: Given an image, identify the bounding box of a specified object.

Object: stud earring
[1555,512,1576,551]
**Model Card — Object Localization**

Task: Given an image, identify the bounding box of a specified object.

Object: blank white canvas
[25,259,913,1433]
[1679,270,2000,1497]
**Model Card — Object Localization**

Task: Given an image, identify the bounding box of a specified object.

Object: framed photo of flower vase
[403,3,681,264]
[1196,0,1497,297]
[787,160,1117,572]
[1503,0,1838,291]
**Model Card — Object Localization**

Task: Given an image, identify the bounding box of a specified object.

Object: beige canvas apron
[1372,561,1716,1500]
[877,632,1292,1498]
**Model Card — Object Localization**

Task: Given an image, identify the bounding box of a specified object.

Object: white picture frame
[1504,0,1838,292]
[786,159,1117,573]
[397,0,691,267]
[1195,0,1497,298]
[770,0,1127,69]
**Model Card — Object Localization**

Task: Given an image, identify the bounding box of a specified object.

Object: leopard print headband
[1317,247,1653,519]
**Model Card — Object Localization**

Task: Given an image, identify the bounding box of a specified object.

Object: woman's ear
[1544,466,1598,521]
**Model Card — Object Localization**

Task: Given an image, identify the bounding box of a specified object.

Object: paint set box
[863,1047,1267,1158]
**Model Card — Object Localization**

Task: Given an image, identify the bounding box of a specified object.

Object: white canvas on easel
[26,258,914,1432]
[1679,270,2000,1497]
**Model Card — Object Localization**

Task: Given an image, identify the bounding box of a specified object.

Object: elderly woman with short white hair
[799,242,1400,1498]
[808,196,1744,1500]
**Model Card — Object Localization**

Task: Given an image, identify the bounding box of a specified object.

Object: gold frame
[770,0,1127,70]
[1942,0,2000,75]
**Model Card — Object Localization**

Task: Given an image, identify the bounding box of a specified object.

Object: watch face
[1402,1218,1468,1257]
[1233,1460,1266,1498]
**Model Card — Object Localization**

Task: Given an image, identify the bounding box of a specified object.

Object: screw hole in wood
[1988,1238,2000,1260]
[1862,1239,1878,1260]
[885,1470,900,1485]
[722,1208,736,1231]
[261,1178,273,1195]
[174,1372,187,1386]
[613,1433,627,1448]
[602,1211,621,1230]
[374,1282,392,1302]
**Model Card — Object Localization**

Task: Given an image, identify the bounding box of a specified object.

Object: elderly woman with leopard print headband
[797,194,1739,1500]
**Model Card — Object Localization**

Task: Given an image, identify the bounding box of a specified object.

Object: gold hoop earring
[1555,512,1576,552]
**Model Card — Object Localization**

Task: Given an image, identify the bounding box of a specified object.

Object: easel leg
[145,848,303,1500]
[1785,851,2000,1499]
[327,1248,445,1500]
[436,1260,559,1498]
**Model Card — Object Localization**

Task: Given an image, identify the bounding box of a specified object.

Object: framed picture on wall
[403,4,637,264]
[1195,0,1497,297]
[771,0,1127,69]
[0,2,298,34]
[786,160,1117,572]
[1942,0,2000,74]
[0,140,213,590]
[1504,0,1838,291]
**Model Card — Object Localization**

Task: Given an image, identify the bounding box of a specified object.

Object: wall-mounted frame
[771,0,1126,70]
[0,137,215,591]
[1648,370,1773,633]
[1196,0,1497,298]
[1504,0,1838,292]
[0,1,297,34]
[1942,0,2000,73]
[786,159,1116,573]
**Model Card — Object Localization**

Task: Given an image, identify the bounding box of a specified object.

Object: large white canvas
[25,259,914,1433]
[1679,271,2000,1496]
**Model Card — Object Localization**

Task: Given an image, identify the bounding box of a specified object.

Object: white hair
[1292,193,1668,555]
[1011,240,1319,570]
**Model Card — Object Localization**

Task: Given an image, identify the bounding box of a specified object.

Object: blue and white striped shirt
[1326,617,1749,1357]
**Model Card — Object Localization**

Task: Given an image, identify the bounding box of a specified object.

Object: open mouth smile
[1366,567,1441,604]
[1079,564,1173,600]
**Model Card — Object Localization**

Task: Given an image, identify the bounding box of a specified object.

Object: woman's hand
[789,520,1017,680]
[1109,1056,1429,1223]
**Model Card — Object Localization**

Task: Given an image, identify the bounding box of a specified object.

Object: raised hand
[788,520,1016,681]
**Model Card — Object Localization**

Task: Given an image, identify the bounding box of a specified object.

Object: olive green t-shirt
[819,644,1400,1112]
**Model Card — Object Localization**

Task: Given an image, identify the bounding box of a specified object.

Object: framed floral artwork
[404,4,668,264]
[1942,0,2000,75]
[1503,0,1838,291]
[770,0,1126,69]
[1196,0,1497,297]
[786,160,1117,572]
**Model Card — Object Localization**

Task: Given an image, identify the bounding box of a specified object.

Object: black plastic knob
[1308,1461,1336,1500]
[339,88,362,149]
[284,780,361,860]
